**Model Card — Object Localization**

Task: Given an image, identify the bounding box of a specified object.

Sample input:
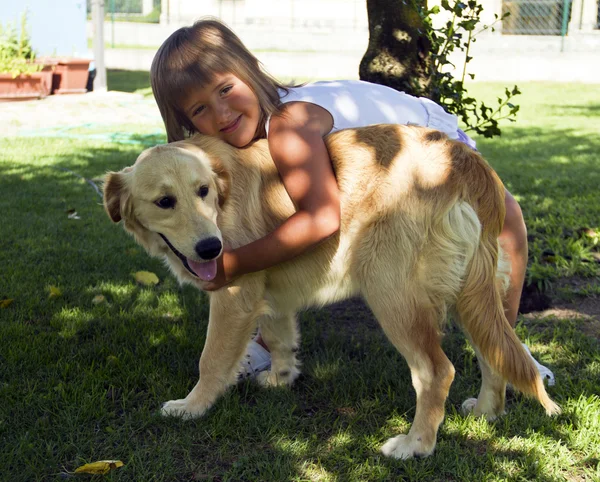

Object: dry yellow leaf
[0,299,14,308]
[74,460,124,475]
[92,294,107,305]
[134,271,159,286]
[48,286,62,299]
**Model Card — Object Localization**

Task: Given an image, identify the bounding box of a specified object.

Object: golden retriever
[103,124,559,459]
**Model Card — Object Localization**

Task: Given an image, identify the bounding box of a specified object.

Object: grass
[0,78,599,481]
[107,69,153,97]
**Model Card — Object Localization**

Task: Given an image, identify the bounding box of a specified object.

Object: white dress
[268,80,475,148]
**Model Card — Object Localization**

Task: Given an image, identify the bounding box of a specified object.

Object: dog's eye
[155,196,176,209]
[198,185,209,198]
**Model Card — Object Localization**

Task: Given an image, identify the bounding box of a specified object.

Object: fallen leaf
[134,271,159,286]
[0,299,14,308]
[48,286,62,299]
[74,460,124,475]
[92,295,106,305]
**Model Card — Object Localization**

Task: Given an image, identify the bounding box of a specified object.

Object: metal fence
[502,0,572,34]
[87,0,161,23]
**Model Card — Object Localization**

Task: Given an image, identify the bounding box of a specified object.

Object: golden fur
[104,124,559,459]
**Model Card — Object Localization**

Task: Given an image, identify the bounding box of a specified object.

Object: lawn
[0,78,598,481]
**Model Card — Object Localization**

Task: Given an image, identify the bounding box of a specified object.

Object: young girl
[150,19,554,384]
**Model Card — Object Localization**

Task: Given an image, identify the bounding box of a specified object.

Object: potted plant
[0,12,53,101]
[48,57,92,95]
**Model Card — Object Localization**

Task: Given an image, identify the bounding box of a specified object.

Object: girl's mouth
[220,115,242,134]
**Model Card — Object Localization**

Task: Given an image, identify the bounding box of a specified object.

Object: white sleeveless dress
[267,80,476,148]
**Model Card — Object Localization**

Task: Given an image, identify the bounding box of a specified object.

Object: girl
[150,19,554,384]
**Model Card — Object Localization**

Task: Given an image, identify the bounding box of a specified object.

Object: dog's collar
[158,233,198,278]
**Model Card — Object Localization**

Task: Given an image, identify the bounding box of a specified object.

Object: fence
[86,0,161,23]
[502,0,572,34]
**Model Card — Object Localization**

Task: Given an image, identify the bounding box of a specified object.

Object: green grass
[107,69,153,96]
[0,80,599,481]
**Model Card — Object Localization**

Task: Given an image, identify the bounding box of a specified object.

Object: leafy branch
[416,0,520,138]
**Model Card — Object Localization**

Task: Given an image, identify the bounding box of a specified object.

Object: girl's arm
[202,101,339,290]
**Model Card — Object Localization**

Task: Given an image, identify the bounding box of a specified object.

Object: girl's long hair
[151,18,290,143]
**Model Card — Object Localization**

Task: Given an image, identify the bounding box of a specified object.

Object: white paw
[161,398,207,419]
[256,367,299,387]
[461,397,504,421]
[461,398,478,416]
[380,434,434,459]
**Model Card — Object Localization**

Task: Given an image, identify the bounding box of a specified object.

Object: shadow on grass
[0,123,598,480]
[547,103,600,116]
[107,69,151,94]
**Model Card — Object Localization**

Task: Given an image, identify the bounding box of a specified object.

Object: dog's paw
[161,398,208,419]
[381,434,434,459]
[461,398,478,416]
[461,397,504,421]
[256,366,300,387]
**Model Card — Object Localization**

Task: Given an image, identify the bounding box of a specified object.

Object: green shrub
[0,11,44,77]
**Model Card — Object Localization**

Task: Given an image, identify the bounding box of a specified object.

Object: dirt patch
[313,286,600,342]
[524,301,600,339]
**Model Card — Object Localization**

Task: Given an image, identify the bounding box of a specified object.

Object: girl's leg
[501,190,555,385]
[499,190,528,327]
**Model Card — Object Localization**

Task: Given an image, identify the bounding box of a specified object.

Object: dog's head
[103,142,229,283]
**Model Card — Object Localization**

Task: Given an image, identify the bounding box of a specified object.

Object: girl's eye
[156,196,176,209]
[192,105,205,117]
[221,85,232,95]
[198,185,209,198]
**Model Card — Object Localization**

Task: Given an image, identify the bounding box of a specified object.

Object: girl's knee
[504,192,525,231]
[501,191,527,252]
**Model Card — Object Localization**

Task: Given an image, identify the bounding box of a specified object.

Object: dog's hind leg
[161,284,267,419]
[255,311,301,387]
[461,344,506,420]
[364,290,455,459]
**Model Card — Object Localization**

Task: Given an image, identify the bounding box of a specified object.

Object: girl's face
[182,73,261,148]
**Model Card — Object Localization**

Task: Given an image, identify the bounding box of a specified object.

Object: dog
[103,124,559,459]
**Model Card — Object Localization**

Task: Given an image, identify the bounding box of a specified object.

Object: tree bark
[359,0,433,100]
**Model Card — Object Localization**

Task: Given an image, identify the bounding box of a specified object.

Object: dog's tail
[450,143,560,416]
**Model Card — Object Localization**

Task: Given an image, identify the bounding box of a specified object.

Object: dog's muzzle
[159,233,222,281]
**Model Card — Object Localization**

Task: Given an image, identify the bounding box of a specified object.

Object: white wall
[0,0,88,57]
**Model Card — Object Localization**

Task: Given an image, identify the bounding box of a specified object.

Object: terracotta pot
[0,68,53,101]
[50,58,92,95]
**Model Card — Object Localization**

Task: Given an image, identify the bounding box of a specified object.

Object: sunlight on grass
[311,360,342,381]
[561,394,600,450]
[444,413,497,441]
[299,461,334,482]
[326,431,353,450]
[88,281,136,302]
[148,333,167,347]
[51,307,94,339]
[273,435,311,457]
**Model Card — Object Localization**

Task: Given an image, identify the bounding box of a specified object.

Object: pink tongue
[188,259,217,281]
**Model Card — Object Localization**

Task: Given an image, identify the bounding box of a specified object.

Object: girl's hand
[200,248,237,291]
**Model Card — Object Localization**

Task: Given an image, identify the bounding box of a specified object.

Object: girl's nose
[215,102,231,125]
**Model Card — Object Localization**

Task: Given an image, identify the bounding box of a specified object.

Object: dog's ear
[211,159,230,208]
[103,170,131,223]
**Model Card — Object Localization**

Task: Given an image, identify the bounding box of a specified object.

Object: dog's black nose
[195,237,222,260]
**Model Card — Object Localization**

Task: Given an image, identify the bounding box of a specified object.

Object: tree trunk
[359,0,434,100]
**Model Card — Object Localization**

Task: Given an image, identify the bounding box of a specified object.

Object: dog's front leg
[162,281,266,419]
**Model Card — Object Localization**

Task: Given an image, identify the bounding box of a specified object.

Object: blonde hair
[151,18,289,143]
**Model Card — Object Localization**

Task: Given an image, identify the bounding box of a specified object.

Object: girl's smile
[182,73,260,148]
[220,114,242,134]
